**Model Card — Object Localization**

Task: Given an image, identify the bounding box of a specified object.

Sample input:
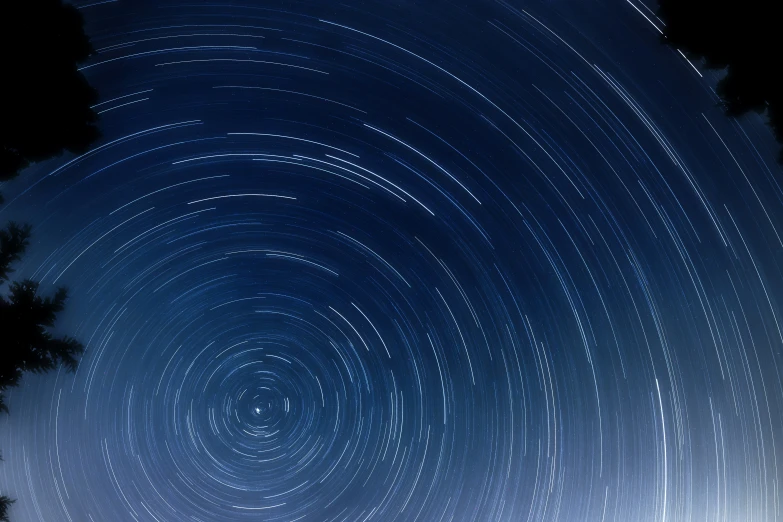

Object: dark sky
[1,0,782,521]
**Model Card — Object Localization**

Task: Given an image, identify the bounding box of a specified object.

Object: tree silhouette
[657,0,782,163]
[0,223,84,413]
[0,1,99,519]
[0,494,12,522]
[0,0,100,188]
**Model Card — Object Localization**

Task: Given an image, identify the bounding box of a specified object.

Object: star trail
[1,0,782,521]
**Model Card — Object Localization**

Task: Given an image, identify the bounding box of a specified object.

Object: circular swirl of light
[0,1,781,522]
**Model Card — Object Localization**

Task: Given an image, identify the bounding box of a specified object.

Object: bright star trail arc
[1,0,782,521]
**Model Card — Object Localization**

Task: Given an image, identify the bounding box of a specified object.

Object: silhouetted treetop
[658,0,782,163]
[0,0,100,183]
[0,222,83,415]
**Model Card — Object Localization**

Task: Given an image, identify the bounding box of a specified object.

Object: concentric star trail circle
[1,1,781,521]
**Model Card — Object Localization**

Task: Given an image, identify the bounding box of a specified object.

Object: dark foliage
[0,495,13,522]
[0,0,100,187]
[658,0,782,163]
[0,223,84,414]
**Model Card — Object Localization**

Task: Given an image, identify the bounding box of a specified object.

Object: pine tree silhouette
[0,223,84,413]
[0,494,13,522]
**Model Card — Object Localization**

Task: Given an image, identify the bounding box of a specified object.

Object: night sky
[1,0,782,521]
